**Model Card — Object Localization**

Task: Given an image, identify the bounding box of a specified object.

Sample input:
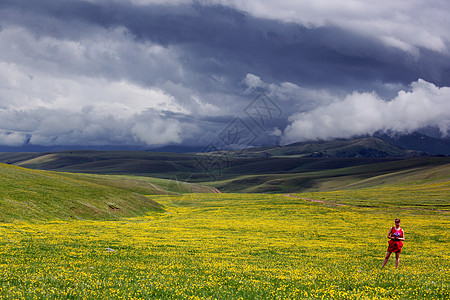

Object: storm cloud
[0,0,449,148]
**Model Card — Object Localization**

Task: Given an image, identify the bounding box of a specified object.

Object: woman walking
[382,218,405,268]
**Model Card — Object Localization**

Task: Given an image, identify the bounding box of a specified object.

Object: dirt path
[283,194,346,207]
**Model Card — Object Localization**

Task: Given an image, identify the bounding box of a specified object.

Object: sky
[0,0,449,150]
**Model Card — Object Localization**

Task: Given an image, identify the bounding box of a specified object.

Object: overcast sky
[1,0,449,149]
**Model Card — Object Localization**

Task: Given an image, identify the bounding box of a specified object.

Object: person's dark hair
[395,218,401,223]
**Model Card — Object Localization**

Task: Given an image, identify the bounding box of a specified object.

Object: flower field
[0,193,449,299]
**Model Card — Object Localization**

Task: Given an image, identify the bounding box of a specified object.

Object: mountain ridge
[374,132,450,155]
[0,132,448,155]
[209,137,429,158]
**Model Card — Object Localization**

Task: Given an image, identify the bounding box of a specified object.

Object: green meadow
[0,161,449,299]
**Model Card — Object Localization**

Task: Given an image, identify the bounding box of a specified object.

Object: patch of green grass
[0,163,164,222]
[59,173,218,195]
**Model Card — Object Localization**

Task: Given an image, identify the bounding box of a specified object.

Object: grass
[0,162,220,222]
[0,163,168,222]
[57,173,217,195]
[297,172,450,209]
[0,190,448,299]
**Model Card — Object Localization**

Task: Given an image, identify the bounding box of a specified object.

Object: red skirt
[388,240,403,253]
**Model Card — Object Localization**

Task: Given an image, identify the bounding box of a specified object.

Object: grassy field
[1,189,448,299]
[1,159,448,298]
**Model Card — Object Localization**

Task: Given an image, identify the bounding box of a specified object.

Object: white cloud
[0,20,244,147]
[242,73,337,110]
[0,24,196,146]
[0,62,188,114]
[0,131,27,146]
[131,114,182,145]
[242,73,265,91]
[5,107,185,147]
[0,25,184,85]
[282,79,450,144]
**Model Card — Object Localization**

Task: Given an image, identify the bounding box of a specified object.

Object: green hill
[0,163,214,222]
[0,163,170,222]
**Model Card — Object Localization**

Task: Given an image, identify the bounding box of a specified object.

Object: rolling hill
[1,137,448,195]
[0,163,163,222]
[0,163,216,222]
[209,157,450,193]
[0,138,433,179]
[0,147,448,223]
[0,151,199,176]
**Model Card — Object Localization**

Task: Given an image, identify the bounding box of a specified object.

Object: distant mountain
[374,132,450,156]
[218,137,429,158]
[2,132,447,156]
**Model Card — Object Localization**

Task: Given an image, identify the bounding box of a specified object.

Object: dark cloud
[3,0,448,88]
[0,0,449,147]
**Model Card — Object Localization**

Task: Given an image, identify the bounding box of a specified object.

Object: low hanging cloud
[0,106,185,147]
[282,79,450,144]
[242,73,338,110]
[0,59,188,147]
[0,131,26,147]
